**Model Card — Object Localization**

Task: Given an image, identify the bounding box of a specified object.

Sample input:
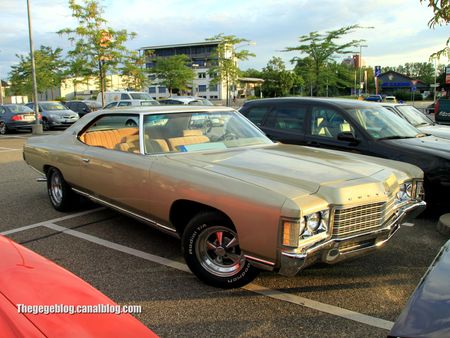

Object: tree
[420,0,449,59]
[285,25,364,96]
[381,62,436,84]
[120,50,149,91]
[240,68,263,79]
[151,55,195,95]
[9,46,66,98]
[261,57,301,97]
[58,0,140,105]
[206,34,255,105]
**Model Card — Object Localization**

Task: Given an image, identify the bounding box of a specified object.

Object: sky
[0,0,448,80]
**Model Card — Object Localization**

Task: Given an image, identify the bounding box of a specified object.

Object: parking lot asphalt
[1,130,448,337]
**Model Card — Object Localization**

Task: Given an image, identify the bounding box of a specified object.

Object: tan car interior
[80,127,210,154]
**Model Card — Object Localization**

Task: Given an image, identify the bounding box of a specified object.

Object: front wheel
[46,167,77,211]
[0,122,7,135]
[182,212,259,288]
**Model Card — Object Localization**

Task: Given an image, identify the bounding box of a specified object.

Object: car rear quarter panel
[23,133,84,185]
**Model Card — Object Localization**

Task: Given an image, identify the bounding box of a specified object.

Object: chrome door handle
[81,158,90,163]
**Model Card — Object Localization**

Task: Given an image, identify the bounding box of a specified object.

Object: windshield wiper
[415,133,430,138]
[377,136,414,140]
[415,123,431,127]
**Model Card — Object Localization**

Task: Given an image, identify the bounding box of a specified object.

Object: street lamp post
[358,44,368,96]
[27,0,42,134]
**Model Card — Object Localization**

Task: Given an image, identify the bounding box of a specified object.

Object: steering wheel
[220,132,238,141]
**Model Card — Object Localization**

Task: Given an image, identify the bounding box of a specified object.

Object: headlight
[281,209,329,247]
[49,114,60,119]
[396,181,413,203]
[396,180,424,204]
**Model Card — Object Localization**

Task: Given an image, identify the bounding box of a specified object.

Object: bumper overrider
[278,200,426,277]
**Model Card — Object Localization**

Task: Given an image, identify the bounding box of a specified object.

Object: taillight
[11,115,23,121]
[435,100,440,114]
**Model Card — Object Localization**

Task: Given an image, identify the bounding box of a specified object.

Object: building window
[148,74,156,80]
[198,73,206,79]
[209,84,218,91]
[158,86,167,93]
[149,87,156,94]
[198,85,207,92]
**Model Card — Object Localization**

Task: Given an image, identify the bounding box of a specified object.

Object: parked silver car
[381,103,450,140]
[26,101,79,130]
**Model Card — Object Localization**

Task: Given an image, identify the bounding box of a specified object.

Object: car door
[262,103,307,144]
[306,105,369,153]
[77,114,153,216]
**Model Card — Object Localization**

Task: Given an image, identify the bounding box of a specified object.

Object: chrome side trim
[244,254,275,266]
[72,188,177,234]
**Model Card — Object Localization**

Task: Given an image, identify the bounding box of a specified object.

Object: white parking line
[39,221,393,331]
[44,222,190,273]
[0,208,105,236]
[243,284,394,330]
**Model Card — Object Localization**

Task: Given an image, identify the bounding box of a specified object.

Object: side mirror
[337,131,359,144]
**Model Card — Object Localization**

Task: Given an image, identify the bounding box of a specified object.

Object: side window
[79,115,140,153]
[120,93,130,100]
[311,107,354,139]
[0,107,5,114]
[266,105,306,130]
[243,106,270,126]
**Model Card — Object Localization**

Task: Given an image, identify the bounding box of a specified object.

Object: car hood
[42,109,78,116]
[169,144,412,200]
[418,125,450,140]
[381,135,450,159]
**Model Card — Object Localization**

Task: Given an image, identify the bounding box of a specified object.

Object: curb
[437,213,450,236]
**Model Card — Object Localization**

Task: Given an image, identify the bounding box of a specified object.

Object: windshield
[345,106,421,140]
[41,102,67,111]
[140,100,160,106]
[188,99,214,106]
[130,93,152,100]
[396,105,434,127]
[143,111,273,154]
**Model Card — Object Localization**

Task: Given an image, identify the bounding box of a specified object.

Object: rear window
[6,105,34,113]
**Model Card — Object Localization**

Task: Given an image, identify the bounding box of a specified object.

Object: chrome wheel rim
[196,225,246,278]
[0,123,5,135]
[50,173,63,204]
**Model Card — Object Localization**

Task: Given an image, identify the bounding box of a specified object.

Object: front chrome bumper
[278,200,426,277]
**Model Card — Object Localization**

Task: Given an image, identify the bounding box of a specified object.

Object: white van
[96,91,154,106]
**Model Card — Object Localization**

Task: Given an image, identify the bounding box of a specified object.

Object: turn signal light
[282,220,300,247]
[11,115,23,121]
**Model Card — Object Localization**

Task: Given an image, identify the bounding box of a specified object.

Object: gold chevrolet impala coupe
[23,106,426,288]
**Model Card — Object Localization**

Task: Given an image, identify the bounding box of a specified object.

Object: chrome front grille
[332,195,396,238]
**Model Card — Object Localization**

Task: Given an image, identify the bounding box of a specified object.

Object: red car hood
[0,235,156,338]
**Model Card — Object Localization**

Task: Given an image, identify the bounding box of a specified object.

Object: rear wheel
[182,212,259,288]
[46,167,76,211]
[0,122,7,135]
